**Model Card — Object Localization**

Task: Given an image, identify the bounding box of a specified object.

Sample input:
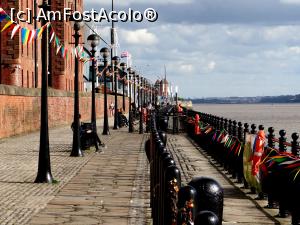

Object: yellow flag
[1,20,13,32]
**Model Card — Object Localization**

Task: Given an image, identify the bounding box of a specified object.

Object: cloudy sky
[84,0,300,98]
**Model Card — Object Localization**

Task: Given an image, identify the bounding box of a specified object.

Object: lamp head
[120,62,127,71]
[87,34,100,48]
[100,47,110,58]
[112,56,121,65]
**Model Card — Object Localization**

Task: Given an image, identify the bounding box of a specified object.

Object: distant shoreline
[189,94,300,105]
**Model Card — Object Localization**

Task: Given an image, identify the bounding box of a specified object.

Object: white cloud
[120,29,158,45]
[207,61,216,71]
[280,0,300,4]
[179,64,194,73]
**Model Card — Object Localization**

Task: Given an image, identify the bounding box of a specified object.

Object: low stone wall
[0,84,129,139]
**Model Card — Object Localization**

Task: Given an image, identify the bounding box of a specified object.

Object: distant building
[154,78,169,97]
[0,0,84,91]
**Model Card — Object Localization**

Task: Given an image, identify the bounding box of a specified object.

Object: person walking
[109,101,114,117]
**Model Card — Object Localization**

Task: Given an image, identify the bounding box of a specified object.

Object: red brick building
[0,0,84,91]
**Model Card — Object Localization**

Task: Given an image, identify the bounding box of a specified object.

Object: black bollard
[291,133,299,157]
[164,165,181,225]
[159,130,168,146]
[264,127,278,209]
[279,130,287,153]
[236,121,244,183]
[188,177,224,225]
[194,211,220,225]
[177,185,197,224]
[145,139,151,162]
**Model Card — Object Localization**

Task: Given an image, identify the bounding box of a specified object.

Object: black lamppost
[127,67,133,132]
[70,21,84,157]
[120,62,127,112]
[133,72,136,117]
[112,56,120,129]
[139,76,144,134]
[100,47,110,135]
[87,34,100,149]
[35,0,53,183]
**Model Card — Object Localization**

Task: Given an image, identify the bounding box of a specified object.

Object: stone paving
[29,130,151,225]
[167,134,282,225]
[0,120,292,225]
[0,117,151,225]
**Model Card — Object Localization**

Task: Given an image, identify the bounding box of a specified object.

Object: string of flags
[0,7,93,63]
[211,129,243,157]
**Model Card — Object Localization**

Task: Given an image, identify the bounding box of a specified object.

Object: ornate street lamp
[133,71,137,118]
[139,76,144,134]
[87,34,100,150]
[70,21,84,157]
[127,67,134,132]
[35,0,54,183]
[100,47,110,135]
[120,62,127,112]
[112,56,120,129]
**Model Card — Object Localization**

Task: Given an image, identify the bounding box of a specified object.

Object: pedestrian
[109,101,114,116]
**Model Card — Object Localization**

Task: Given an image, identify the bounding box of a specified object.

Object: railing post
[224,119,228,131]
[228,120,232,135]
[291,132,299,157]
[267,127,275,148]
[250,124,257,134]
[177,185,197,224]
[236,121,243,183]
[232,120,237,137]
[265,126,277,209]
[279,129,287,153]
[220,117,224,130]
[188,177,223,225]
[243,123,249,189]
[278,129,289,218]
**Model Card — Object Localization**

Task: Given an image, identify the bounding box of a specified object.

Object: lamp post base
[34,171,54,183]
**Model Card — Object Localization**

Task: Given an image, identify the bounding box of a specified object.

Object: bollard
[177,185,197,224]
[279,129,287,153]
[264,127,278,209]
[164,165,181,225]
[188,177,224,225]
[159,130,167,146]
[194,211,220,225]
[159,154,175,225]
[236,121,244,183]
[291,133,299,157]
[145,139,151,162]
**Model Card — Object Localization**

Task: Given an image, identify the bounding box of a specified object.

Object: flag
[49,30,55,43]
[21,27,30,45]
[0,8,9,22]
[121,51,129,58]
[1,20,14,32]
[28,29,36,43]
[11,24,20,39]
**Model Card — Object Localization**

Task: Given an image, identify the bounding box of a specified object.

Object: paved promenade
[0,122,291,224]
[167,134,285,225]
[0,120,151,225]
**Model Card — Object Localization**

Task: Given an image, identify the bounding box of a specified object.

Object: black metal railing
[184,108,300,225]
[146,109,224,225]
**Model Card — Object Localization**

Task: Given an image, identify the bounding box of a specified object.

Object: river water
[192,103,300,140]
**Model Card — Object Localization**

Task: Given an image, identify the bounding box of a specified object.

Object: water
[192,103,300,140]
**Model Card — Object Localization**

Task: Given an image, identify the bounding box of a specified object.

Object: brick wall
[0,84,129,139]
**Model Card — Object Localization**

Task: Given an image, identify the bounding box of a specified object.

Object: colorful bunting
[21,27,30,45]
[1,20,14,32]
[11,24,20,39]
[0,7,95,63]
